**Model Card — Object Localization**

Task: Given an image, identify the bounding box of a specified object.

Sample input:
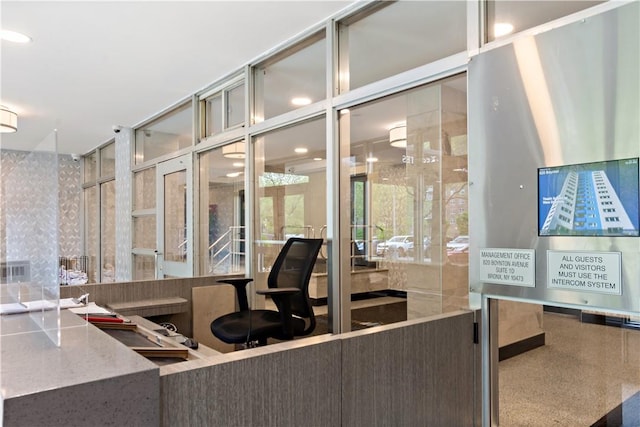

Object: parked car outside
[447,235,469,264]
[408,237,431,257]
[446,235,469,253]
[376,235,414,256]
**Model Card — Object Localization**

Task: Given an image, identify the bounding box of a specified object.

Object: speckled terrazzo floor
[499,312,640,426]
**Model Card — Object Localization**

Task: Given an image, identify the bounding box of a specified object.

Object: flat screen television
[538,158,639,236]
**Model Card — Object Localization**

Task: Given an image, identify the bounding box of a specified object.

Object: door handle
[154,250,163,279]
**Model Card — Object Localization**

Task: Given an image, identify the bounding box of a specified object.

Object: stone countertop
[1,309,158,400]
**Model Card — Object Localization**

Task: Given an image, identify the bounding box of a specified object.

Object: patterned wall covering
[114,129,132,280]
[0,150,81,287]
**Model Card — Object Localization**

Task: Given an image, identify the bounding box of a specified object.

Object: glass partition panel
[135,102,193,164]
[227,82,245,128]
[163,170,187,263]
[339,74,468,329]
[133,254,155,281]
[133,216,155,249]
[202,81,245,138]
[338,1,466,92]
[133,167,155,211]
[199,143,246,275]
[83,186,98,283]
[499,300,640,426]
[1,130,60,345]
[253,33,326,122]
[100,142,115,177]
[83,151,97,183]
[100,180,116,282]
[205,93,223,136]
[252,118,327,322]
[487,0,606,42]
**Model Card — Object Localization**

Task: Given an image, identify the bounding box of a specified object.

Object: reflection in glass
[100,142,115,177]
[199,144,246,275]
[486,0,605,42]
[253,118,326,295]
[227,83,245,128]
[164,170,187,262]
[83,187,98,283]
[84,151,97,183]
[133,168,156,211]
[133,216,155,249]
[135,102,193,164]
[338,1,466,92]
[206,94,223,136]
[499,301,640,426]
[133,254,155,281]
[254,34,326,121]
[100,180,116,282]
[203,81,245,138]
[340,73,468,328]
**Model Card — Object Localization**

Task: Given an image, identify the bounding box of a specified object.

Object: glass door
[156,154,193,278]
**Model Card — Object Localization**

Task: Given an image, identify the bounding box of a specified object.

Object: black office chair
[210,238,323,347]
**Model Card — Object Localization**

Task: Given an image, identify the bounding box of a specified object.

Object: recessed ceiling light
[226,172,242,178]
[1,30,32,44]
[313,157,323,161]
[494,23,514,38]
[294,147,308,154]
[291,97,311,106]
[232,162,244,167]
[366,157,378,163]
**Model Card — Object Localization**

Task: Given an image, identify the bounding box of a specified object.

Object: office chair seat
[210,309,307,344]
[210,238,323,347]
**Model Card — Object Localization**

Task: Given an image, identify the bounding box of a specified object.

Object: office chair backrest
[268,238,323,334]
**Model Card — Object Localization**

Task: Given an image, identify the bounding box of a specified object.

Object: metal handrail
[208,226,245,274]
[279,225,315,239]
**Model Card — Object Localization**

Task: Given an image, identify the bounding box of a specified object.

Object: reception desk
[0,310,159,426]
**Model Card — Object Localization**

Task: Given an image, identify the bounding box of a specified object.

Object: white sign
[479,248,536,287]
[547,251,621,295]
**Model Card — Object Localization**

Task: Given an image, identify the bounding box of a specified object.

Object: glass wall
[339,74,468,326]
[135,101,193,164]
[486,0,606,42]
[198,143,246,275]
[100,180,116,282]
[83,186,98,283]
[202,79,245,138]
[132,167,156,280]
[338,1,466,92]
[253,33,326,122]
[82,142,116,283]
[252,118,327,320]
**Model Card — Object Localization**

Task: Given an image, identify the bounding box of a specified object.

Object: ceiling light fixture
[494,23,514,38]
[389,124,407,148]
[294,147,308,154]
[232,162,244,167]
[226,172,242,178]
[1,30,32,44]
[0,106,18,133]
[291,97,311,106]
[222,141,245,159]
[366,157,378,163]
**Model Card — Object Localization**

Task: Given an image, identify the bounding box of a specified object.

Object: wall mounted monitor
[539,158,639,236]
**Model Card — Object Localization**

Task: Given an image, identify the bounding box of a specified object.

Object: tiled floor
[499,312,640,426]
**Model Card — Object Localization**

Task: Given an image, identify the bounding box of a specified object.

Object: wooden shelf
[106,297,188,317]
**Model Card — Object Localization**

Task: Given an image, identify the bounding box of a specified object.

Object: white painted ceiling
[1,0,604,156]
[0,1,356,155]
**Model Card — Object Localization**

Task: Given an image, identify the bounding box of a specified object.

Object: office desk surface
[0,309,159,426]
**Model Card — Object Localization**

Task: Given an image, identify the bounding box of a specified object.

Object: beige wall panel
[192,285,235,353]
[160,339,342,427]
[341,311,475,426]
